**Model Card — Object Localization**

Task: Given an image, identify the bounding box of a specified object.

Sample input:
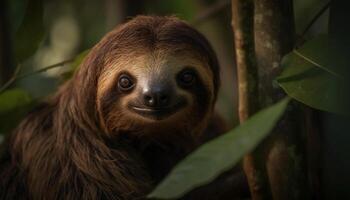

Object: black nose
[143,86,172,108]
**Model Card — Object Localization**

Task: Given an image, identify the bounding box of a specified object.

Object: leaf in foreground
[148,97,290,199]
[293,35,345,77]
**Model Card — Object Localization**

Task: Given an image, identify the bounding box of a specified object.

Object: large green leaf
[14,0,45,62]
[148,98,290,199]
[0,89,35,134]
[295,35,345,76]
[277,35,347,115]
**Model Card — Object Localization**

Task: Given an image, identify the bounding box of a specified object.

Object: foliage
[149,97,290,199]
[0,0,44,135]
[277,35,347,115]
[0,0,88,134]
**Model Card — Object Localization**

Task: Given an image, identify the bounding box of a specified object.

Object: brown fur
[0,16,244,200]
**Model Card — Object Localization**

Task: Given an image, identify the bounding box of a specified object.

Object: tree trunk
[231,0,272,199]
[254,0,310,199]
[232,0,310,199]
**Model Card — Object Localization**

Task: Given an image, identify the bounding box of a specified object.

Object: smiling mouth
[129,101,186,120]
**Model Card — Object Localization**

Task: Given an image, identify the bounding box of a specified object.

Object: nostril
[142,84,173,107]
[144,95,155,106]
[144,95,152,101]
[159,94,169,105]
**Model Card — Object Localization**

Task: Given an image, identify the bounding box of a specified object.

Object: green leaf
[14,0,45,62]
[0,89,35,134]
[148,98,290,199]
[294,35,345,76]
[277,35,347,115]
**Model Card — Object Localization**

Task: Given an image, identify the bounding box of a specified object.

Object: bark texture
[232,0,310,199]
[254,0,310,199]
[231,0,271,199]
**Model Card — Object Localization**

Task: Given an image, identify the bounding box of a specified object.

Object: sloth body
[0,16,242,200]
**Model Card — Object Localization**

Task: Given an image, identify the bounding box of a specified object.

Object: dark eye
[118,74,134,91]
[178,69,196,86]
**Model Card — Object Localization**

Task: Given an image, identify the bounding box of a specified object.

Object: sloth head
[70,16,220,138]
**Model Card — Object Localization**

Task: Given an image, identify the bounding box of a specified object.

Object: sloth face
[88,16,220,135]
[97,51,215,134]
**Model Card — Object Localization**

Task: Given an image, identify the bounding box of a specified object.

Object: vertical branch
[231,0,271,199]
[231,0,258,121]
[232,0,311,199]
[254,0,294,106]
[254,0,310,199]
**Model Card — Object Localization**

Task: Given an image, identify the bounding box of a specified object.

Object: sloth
[0,16,247,199]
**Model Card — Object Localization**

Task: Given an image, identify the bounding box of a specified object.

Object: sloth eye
[118,74,134,91]
[178,69,196,86]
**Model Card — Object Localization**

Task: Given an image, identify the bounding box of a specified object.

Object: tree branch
[17,58,74,80]
[0,64,21,93]
[231,0,271,199]
[0,58,74,94]
[254,0,310,199]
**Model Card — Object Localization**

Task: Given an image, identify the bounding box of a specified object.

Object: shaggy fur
[0,16,245,200]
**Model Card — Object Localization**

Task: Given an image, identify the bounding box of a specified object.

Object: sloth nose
[143,86,171,108]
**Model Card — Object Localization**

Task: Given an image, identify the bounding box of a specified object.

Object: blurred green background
[1,0,330,128]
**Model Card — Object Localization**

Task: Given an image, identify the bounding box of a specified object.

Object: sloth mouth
[129,101,186,120]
